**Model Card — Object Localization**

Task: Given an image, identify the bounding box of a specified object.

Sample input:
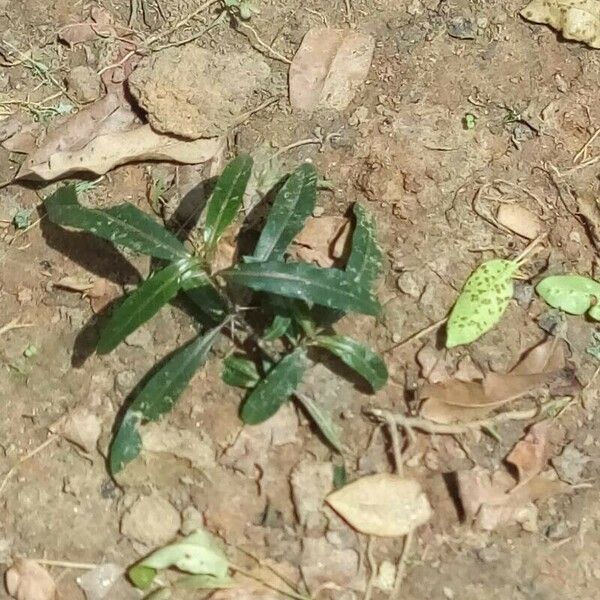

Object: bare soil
[2,0,600,599]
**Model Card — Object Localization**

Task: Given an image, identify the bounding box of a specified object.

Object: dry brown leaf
[521,0,600,49]
[289,28,374,112]
[506,420,552,486]
[17,92,137,179]
[5,559,57,600]
[22,124,222,180]
[326,473,432,537]
[457,466,569,531]
[496,205,543,240]
[419,338,577,423]
[290,216,351,267]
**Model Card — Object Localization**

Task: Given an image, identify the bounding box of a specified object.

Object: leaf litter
[5,559,57,600]
[419,338,580,424]
[289,27,375,112]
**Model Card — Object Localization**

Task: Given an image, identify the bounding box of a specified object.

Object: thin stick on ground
[366,397,570,437]
[391,530,414,598]
[28,559,99,570]
[0,435,58,496]
[382,317,447,354]
[573,128,600,164]
[236,22,292,64]
[0,318,34,336]
[362,537,377,600]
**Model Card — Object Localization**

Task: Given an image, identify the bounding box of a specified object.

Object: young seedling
[45,156,387,474]
[446,236,545,347]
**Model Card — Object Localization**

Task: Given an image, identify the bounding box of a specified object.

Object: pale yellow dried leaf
[521,0,600,48]
[326,473,432,537]
[22,125,222,180]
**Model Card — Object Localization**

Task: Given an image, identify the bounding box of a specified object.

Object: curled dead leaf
[326,473,432,537]
[419,338,578,424]
[289,28,374,112]
[506,420,553,487]
[457,466,568,531]
[5,559,57,600]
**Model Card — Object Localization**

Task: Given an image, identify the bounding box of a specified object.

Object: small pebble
[447,16,476,39]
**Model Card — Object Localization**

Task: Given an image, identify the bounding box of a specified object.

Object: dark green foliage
[45,156,387,473]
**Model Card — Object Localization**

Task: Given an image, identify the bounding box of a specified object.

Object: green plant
[45,156,387,474]
[536,274,600,320]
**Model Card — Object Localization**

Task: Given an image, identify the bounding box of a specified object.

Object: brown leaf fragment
[506,420,553,486]
[289,28,374,112]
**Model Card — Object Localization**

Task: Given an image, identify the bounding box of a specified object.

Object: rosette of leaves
[45,156,387,475]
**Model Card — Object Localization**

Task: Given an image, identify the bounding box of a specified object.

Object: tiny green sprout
[13,208,31,230]
[23,343,38,358]
[446,237,544,348]
[463,113,477,130]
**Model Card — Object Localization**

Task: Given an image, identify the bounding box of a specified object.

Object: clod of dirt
[496,204,543,239]
[289,28,374,112]
[128,46,270,139]
[66,66,102,103]
[326,474,432,537]
[447,16,477,39]
[221,404,298,477]
[5,559,57,600]
[58,7,127,47]
[121,494,181,547]
[290,459,333,527]
[50,408,101,454]
[521,0,600,48]
[300,538,361,591]
[76,563,123,600]
[140,422,216,472]
[551,443,591,483]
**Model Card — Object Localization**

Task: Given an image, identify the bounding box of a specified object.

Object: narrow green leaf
[446,259,518,348]
[222,261,380,316]
[110,326,222,473]
[315,335,388,391]
[98,259,201,354]
[203,154,253,251]
[536,274,600,317]
[312,203,382,325]
[182,277,229,323]
[294,392,343,452]
[253,163,317,261]
[241,347,308,424]
[45,185,188,261]
[263,314,292,341]
[222,355,260,388]
[347,203,382,290]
